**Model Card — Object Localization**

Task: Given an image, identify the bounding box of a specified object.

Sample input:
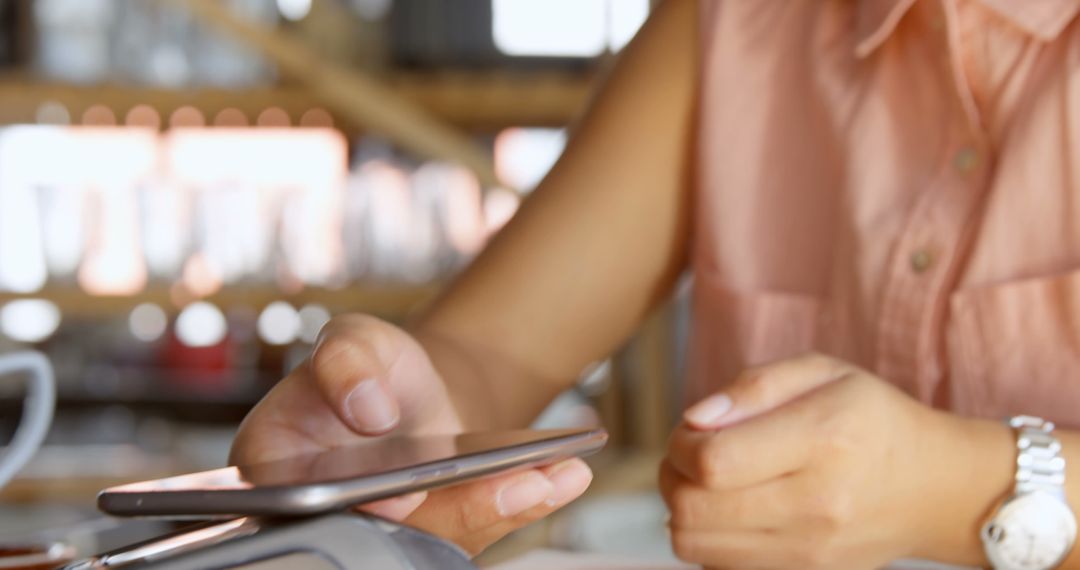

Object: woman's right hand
[230,0,702,551]
[229,314,594,556]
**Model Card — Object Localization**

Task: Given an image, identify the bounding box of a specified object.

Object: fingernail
[684,393,733,428]
[496,472,554,517]
[544,460,593,507]
[345,378,400,433]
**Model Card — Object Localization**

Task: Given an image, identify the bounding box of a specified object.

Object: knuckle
[816,416,856,455]
[799,350,833,367]
[454,496,486,534]
[820,416,866,464]
[455,533,490,558]
[809,397,861,454]
[836,370,873,396]
[697,438,729,487]
[824,493,855,528]
[315,315,389,349]
[310,336,367,376]
[802,351,857,388]
[810,538,840,569]
[666,487,699,529]
[315,315,357,342]
[735,370,774,407]
[808,487,854,534]
[310,323,397,378]
[792,533,837,570]
[724,494,751,523]
[669,532,705,563]
[658,463,675,498]
[802,350,847,375]
[803,554,833,570]
[788,543,817,569]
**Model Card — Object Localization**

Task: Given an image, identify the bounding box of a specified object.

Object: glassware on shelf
[0,124,517,298]
[138,178,192,284]
[74,128,158,296]
[354,159,417,282]
[166,127,349,290]
[37,183,87,283]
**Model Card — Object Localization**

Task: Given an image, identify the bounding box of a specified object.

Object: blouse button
[910,249,933,273]
[953,147,979,173]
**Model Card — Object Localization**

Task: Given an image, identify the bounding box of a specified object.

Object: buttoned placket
[873,0,993,404]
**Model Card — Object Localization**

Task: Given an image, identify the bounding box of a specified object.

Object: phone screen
[110,429,596,493]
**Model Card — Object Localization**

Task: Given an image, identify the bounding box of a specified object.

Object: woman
[231,0,1080,568]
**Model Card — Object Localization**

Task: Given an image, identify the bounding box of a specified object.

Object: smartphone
[97,428,608,518]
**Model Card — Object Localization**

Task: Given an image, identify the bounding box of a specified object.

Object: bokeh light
[277,0,312,21]
[257,301,301,345]
[81,105,117,126]
[125,104,162,130]
[0,299,62,343]
[298,303,331,344]
[256,107,291,127]
[213,108,249,127]
[35,101,71,125]
[129,303,168,342]
[181,253,224,298]
[169,106,206,128]
[299,108,334,128]
[175,302,227,347]
[494,127,567,192]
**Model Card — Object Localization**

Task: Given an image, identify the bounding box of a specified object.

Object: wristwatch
[982,416,1077,570]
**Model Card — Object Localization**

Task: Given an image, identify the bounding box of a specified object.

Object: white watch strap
[1011,415,1066,496]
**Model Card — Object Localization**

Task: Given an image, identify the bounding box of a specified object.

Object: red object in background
[160,329,234,393]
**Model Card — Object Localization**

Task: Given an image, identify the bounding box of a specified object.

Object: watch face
[983,492,1077,570]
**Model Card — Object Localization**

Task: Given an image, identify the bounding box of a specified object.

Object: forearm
[410,324,573,431]
[922,415,1080,568]
[395,0,696,432]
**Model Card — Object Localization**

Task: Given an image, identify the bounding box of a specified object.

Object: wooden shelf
[0,71,593,131]
[0,283,439,319]
[387,71,594,130]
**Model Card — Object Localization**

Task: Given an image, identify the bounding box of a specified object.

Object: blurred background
[0,0,688,564]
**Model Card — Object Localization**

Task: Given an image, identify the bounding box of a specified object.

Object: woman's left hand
[660,353,1012,570]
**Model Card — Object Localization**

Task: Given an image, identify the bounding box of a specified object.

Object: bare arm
[413,0,700,429]
[231,2,700,551]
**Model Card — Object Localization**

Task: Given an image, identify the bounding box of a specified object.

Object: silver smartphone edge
[98,428,608,518]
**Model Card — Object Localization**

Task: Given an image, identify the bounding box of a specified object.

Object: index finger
[667,401,816,490]
[684,352,852,430]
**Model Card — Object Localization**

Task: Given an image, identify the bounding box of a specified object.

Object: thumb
[309,315,407,435]
[683,352,852,430]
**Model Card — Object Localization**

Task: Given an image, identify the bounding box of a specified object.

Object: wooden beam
[0,73,592,130]
[391,72,592,130]
[172,0,504,187]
